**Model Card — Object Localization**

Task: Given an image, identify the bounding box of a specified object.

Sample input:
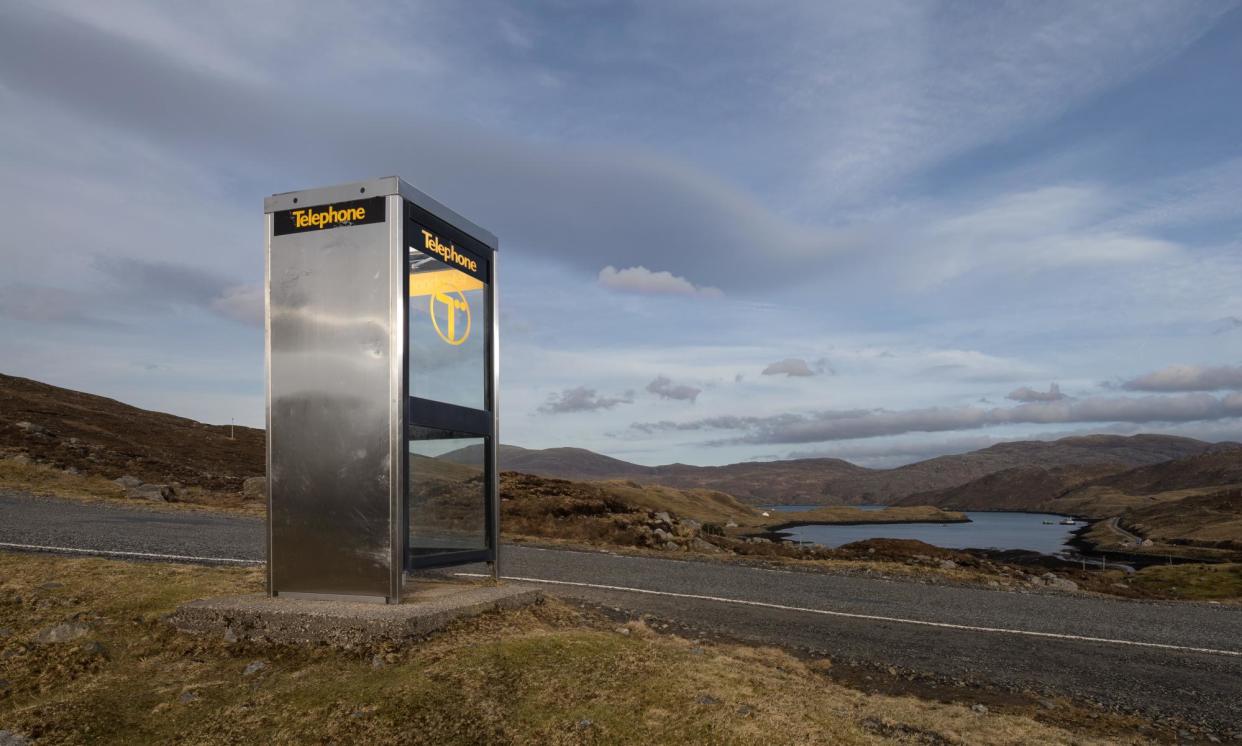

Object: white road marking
[456,572,1242,659]
[0,541,261,565]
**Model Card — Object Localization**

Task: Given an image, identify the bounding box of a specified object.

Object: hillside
[0,373,263,491]
[893,463,1131,511]
[447,434,1218,505]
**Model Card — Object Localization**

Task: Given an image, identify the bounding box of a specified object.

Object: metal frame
[265,177,499,603]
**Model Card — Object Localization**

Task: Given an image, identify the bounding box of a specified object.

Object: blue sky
[1,1,1240,467]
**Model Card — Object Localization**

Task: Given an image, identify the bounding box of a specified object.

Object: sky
[1,0,1241,468]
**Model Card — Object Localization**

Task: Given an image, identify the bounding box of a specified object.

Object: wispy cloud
[762,358,815,377]
[632,392,1242,444]
[646,375,701,403]
[1122,364,1242,392]
[1007,383,1066,402]
[538,386,634,414]
[598,266,722,298]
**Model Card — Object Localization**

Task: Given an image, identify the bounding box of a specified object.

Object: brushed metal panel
[268,219,394,598]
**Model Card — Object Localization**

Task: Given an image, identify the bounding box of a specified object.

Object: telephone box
[264,177,499,603]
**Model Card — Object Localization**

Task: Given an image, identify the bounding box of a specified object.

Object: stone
[736,704,755,717]
[749,537,771,544]
[0,730,31,746]
[179,691,200,704]
[35,621,91,644]
[971,704,988,715]
[682,518,702,531]
[114,475,143,489]
[938,560,957,570]
[652,528,673,542]
[80,641,110,660]
[987,581,1001,589]
[696,693,721,705]
[9,454,31,466]
[242,660,268,676]
[64,466,79,476]
[371,654,386,669]
[15,421,45,435]
[223,627,239,643]
[663,541,680,551]
[689,537,723,554]
[1038,699,1057,710]
[725,521,738,528]
[127,484,173,502]
[576,719,593,730]
[242,476,267,500]
[38,582,64,590]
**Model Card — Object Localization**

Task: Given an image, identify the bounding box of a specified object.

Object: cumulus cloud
[1122,364,1242,392]
[762,358,815,377]
[631,392,1242,444]
[598,266,722,298]
[645,375,701,403]
[1007,383,1066,402]
[538,386,634,414]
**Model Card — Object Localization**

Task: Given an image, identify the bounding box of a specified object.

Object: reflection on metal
[265,177,499,604]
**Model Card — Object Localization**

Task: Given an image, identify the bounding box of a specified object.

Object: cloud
[645,375,701,403]
[1122,364,1242,392]
[538,386,634,414]
[0,285,115,326]
[598,266,722,298]
[762,358,815,377]
[1213,317,1242,335]
[1007,383,1066,402]
[631,392,1242,444]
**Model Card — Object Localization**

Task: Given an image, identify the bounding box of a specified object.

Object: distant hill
[0,373,263,490]
[898,442,1242,514]
[445,434,1219,505]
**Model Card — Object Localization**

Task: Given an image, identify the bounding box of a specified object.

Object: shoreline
[765,516,972,531]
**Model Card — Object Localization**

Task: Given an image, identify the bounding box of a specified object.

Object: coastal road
[2,491,1240,730]
[1105,516,1145,546]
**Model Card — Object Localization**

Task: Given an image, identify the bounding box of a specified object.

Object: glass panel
[408,244,487,411]
[408,431,487,556]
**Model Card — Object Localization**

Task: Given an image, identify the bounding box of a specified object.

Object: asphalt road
[2,492,1240,730]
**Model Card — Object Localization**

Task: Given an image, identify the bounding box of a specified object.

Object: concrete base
[168,579,543,646]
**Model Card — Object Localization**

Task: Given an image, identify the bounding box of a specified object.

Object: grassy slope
[0,552,1159,745]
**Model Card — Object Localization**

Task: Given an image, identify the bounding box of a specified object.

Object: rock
[114,475,143,489]
[663,541,680,551]
[987,581,1001,589]
[1141,538,1154,547]
[725,521,738,528]
[127,484,173,502]
[242,660,268,676]
[652,528,674,542]
[1038,698,1057,710]
[0,730,31,746]
[749,537,771,544]
[15,421,46,435]
[80,641,110,660]
[35,621,91,643]
[615,627,630,635]
[371,654,386,669]
[736,704,755,717]
[690,646,705,655]
[64,466,79,476]
[576,719,593,730]
[695,693,721,705]
[223,627,239,643]
[242,476,267,500]
[179,691,200,704]
[689,537,723,554]
[682,518,702,531]
[938,560,957,570]
[9,454,31,466]
[1040,574,1078,592]
[38,581,64,590]
[971,704,988,715]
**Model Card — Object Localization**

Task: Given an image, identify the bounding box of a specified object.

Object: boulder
[114,475,143,489]
[242,476,267,500]
[662,541,681,551]
[0,730,31,746]
[682,518,702,532]
[14,421,45,435]
[127,484,173,502]
[689,537,723,554]
[938,560,957,570]
[652,528,674,542]
[35,621,92,644]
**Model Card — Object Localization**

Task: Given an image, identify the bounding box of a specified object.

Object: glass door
[405,220,494,569]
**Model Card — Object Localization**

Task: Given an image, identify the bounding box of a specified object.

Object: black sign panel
[273,196,386,236]
[408,220,488,282]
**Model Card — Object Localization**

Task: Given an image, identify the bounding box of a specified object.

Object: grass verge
[0,551,1167,745]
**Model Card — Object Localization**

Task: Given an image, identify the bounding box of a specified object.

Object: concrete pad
[168,580,543,646]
